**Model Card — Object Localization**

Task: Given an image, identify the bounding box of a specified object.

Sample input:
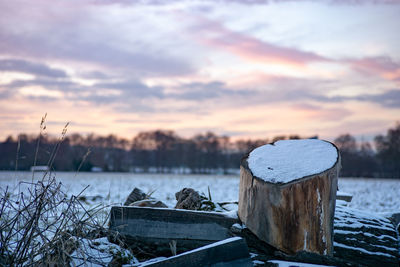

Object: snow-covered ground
[1,171,399,267]
[0,171,399,213]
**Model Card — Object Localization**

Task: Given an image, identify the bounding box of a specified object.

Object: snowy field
[0,171,399,213]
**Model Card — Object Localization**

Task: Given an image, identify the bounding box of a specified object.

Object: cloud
[3,67,399,113]
[114,118,180,124]
[79,70,110,80]
[328,0,398,5]
[220,76,400,109]
[355,89,400,108]
[288,88,400,109]
[170,81,252,100]
[4,78,80,92]
[0,89,11,100]
[0,59,67,78]
[90,0,400,6]
[0,1,195,78]
[92,80,165,101]
[291,103,353,120]
[0,32,194,77]
[187,17,329,67]
[347,56,400,81]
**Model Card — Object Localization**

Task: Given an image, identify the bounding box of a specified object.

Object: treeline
[0,123,399,178]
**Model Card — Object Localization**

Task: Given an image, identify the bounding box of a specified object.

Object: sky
[0,0,399,142]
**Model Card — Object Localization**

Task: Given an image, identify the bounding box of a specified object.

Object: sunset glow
[0,0,399,142]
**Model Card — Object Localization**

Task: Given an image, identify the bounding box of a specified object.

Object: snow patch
[70,237,138,266]
[333,242,396,258]
[248,139,338,184]
[334,229,397,241]
[232,223,246,230]
[223,209,238,219]
[335,205,395,231]
[336,199,349,206]
[249,252,258,258]
[303,230,308,250]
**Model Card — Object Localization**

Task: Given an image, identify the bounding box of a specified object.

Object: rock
[130,199,168,208]
[124,187,147,206]
[175,188,202,210]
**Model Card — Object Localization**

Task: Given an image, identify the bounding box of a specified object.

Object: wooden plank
[108,206,238,255]
[141,237,252,267]
[336,192,352,202]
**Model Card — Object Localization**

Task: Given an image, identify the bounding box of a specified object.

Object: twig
[32,113,47,183]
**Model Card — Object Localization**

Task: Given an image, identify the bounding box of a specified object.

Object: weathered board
[238,140,340,256]
[141,237,252,267]
[108,206,238,255]
[336,191,353,202]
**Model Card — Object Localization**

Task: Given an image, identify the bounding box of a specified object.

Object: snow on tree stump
[238,139,340,256]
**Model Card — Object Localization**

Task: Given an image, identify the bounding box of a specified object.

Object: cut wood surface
[141,237,252,267]
[238,139,340,256]
[108,206,238,255]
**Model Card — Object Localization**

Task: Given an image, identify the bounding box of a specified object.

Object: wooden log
[231,222,355,267]
[108,206,238,256]
[232,204,400,266]
[238,139,340,256]
[387,212,400,229]
[333,204,400,266]
[141,237,253,267]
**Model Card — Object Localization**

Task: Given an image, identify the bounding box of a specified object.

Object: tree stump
[238,139,340,256]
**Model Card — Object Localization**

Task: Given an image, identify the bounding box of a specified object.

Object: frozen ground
[0,171,399,213]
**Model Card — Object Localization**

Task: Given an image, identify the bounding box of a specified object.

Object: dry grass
[0,174,115,266]
[0,115,127,266]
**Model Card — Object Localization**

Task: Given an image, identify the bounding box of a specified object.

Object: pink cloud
[348,56,400,81]
[189,17,329,67]
[291,103,353,121]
